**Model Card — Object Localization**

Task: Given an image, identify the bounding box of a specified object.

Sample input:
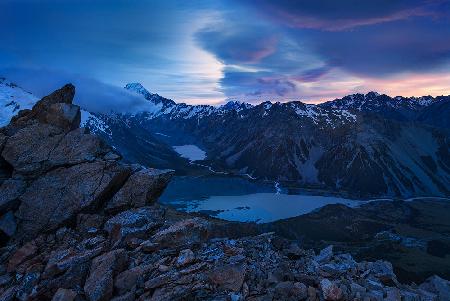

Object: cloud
[220,70,297,102]
[0,68,152,113]
[195,23,279,65]
[240,0,448,31]
[302,19,450,76]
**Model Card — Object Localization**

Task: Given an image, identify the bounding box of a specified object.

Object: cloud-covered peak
[124,83,154,98]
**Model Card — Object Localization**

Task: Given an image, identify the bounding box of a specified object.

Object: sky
[1,0,450,110]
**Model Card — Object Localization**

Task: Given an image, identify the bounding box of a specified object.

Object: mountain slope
[122,84,449,198]
[0,77,38,127]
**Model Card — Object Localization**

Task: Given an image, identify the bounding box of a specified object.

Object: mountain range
[1,78,449,198]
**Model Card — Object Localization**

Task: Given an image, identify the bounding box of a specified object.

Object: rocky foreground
[0,85,449,300]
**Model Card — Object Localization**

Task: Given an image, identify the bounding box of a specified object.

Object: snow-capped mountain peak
[219,100,253,112]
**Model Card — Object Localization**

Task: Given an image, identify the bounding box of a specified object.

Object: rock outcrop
[0,85,448,300]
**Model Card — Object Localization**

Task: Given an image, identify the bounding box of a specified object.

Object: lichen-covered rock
[84,249,128,301]
[16,161,131,240]
[104,206,165,242]
[106,168,174,213]
[40,102,80,131]
[209,263,246,292]
[2,123,65,176]
[151,218,209,249]
[2,125,111,178]
[320,278,343,300]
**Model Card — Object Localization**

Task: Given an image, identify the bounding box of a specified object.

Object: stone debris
[0,85,448,300]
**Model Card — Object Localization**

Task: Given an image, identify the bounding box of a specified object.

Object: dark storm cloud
[299,19,450,76]
[240,0,448,31]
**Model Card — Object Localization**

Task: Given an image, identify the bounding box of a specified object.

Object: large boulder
[2,124,111,178]
[15,161,131,240]
[2,123,65,176]
[104,206,165,243]
[38,102,80,131]
[6,84,77,134]
[105,168,174,213]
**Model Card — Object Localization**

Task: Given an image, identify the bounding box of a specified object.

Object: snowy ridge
[124,82,358,127]
[0,77,38,127]
[321,91,443,112]
[80,110,113,138]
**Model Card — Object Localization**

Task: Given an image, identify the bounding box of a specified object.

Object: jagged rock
[104,206,164,244]
[363,260,398,285]
[209,263,246,292]
[315,245,333,263]
[6,84,75,132]
[40,103,81,131]
[105,168,174,213]
[84,249,128,301]
[15,161,130,240]
[420,275,450,301]
[320,278,343,301]
[47,127,112,167]
[151,218,209,249]
[2,125,111,178]
[0,179,25,214]
[2,123,64,176]
[0,211,17,238]
[42,244,106,279]
[51,288,77,301]
[32,84,75,114]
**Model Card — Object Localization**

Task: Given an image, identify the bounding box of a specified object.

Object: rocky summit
[0,85,449,300]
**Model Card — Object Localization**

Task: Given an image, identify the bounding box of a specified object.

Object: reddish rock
[320,278,343,301]
[84,249,128,301]
[208,263,246,292]
[16,161,131,240]
[151,218,209,249]
[40,103,80,131]
[7,241,38,272]
[106,168,174,213]
[114,266,148,295]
